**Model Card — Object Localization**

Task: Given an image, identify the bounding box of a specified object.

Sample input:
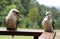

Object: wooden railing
[0,29,56,39]
[0,29,43,39]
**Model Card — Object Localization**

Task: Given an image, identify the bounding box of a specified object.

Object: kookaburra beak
[18,15,23,18]
[16,12,23,18]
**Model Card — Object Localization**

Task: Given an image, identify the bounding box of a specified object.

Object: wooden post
[34,36,39,39]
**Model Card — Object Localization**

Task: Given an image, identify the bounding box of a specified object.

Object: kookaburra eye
[12,10,19,14]
[47,14,49,15]
[15,12,19,14]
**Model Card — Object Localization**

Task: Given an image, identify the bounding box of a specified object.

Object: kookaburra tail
[42,11,54,32]
[4,9,22,39]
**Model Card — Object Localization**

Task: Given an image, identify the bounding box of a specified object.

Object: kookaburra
[4,9,22,39]
[42,12,54,32]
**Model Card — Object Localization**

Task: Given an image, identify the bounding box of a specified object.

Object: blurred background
[0,0,60,39]
[0,0,60,30]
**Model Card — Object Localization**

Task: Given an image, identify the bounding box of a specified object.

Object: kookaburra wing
[42,12,54,32]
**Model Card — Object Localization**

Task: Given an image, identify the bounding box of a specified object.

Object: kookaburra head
[8,9,22,18]
[46,12,52,15]
[45,12,52,20]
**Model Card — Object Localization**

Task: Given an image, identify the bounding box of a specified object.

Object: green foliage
[19,17,29,28]
[4,4,17,15]
[28,7,40,23]
[28,7,40,29]
[6,4,17,11]
[0,0,60,29]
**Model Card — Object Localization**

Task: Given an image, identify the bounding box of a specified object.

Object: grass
[0,36,33,39]
[55,30,60,39]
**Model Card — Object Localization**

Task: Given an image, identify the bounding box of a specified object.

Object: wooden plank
[39,32,56,39]
[34,36,39,39]
[0,30,42,36]
[0,29,43,39]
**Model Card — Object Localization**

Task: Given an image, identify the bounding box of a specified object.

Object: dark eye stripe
[47,14,49,15]
[16,12,19,14]
[12,10,19,14]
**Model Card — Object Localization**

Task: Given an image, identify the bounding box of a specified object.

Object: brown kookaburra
[42,12,54,32]
[4,9,22,39]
